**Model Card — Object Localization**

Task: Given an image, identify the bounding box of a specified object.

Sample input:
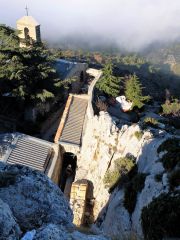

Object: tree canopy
[125,74,150,109]
[0,24,19,50]
[0,25,63,106]
[96,62,121,97]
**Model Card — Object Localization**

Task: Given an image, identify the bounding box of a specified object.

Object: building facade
[16,16,41,47]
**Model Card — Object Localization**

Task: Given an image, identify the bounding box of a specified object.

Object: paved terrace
[54,95,88,147]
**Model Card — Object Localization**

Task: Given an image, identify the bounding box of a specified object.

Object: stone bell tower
[16,7,41,47]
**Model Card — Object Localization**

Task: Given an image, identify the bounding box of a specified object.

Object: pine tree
[0,24,19,50]
[0,25,64,106]
[125,74,150,109]
[96,62,121,97]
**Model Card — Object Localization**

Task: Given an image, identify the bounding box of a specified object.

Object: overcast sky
[1,0,180,51]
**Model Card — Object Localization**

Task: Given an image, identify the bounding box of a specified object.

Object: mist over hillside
[1,0,180,52]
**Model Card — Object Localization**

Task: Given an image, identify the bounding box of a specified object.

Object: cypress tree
[96,62,121,97]
[125,74,150,109]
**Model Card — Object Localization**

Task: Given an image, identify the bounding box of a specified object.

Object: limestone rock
[71,231,110,240]
[21,230,36,240]
[0,162,73,232]
[75,111,178,238]
[0,163,109,240]
[0,198,21,240]
[24,224,109,240]
[33,224,67,240]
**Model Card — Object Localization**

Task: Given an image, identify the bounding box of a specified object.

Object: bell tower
[16,7,41,47]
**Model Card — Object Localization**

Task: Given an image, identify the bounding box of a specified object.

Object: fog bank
[1,0,180,51]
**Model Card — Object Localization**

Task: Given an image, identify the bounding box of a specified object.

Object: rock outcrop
[75,111,179,238]
[27,224,109,240]
[0,163,109,240]
[0,163,73,232]
[0,198,21,240]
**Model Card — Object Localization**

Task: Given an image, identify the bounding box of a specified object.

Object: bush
[168,169,180,189]
[103,157,135,189]
[143,117,159,127]
[162,99,180,116]
[124,173,147,214]
[141,192,180,240]
[134,131,143,140]
[95,99,108,112]
[157,138,180,153]
[157,138,180,171]
[103,169,120,188]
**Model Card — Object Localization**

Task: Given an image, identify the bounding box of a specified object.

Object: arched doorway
[60,152,77,198]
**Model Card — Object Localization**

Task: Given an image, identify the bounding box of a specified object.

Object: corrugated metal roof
[59,96,88,146]
[6,135,52,172]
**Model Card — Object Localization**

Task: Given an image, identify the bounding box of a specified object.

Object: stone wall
[47,144,64,185]
[70,180,88,226]
[86,69,102,119]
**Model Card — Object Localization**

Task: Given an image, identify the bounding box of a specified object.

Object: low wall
[86,69,102,119]
[47,144,64,185]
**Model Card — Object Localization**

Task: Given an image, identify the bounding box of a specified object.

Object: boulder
[33,224,67,240]
[0,198,21,240]
[23,224,109,240]
[0,162,73,232]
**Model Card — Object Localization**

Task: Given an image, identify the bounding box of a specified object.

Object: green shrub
[124,173,147,214]
[103,157,135,188]
[132,173,147,192]
[160,152,180,171]
[134,131,143,140]
[143,117,159,127]
[103,169,120,188]
[157,138,180,153]
[162,99,180,116]
[168,169,180,189]
[141,192,180,240]
[157,138,180,171]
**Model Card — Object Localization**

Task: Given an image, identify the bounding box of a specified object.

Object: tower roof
[17,16,40,27]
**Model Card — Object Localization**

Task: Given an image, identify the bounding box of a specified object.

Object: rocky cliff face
[76,111,179,239]
[0,163,109,240]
